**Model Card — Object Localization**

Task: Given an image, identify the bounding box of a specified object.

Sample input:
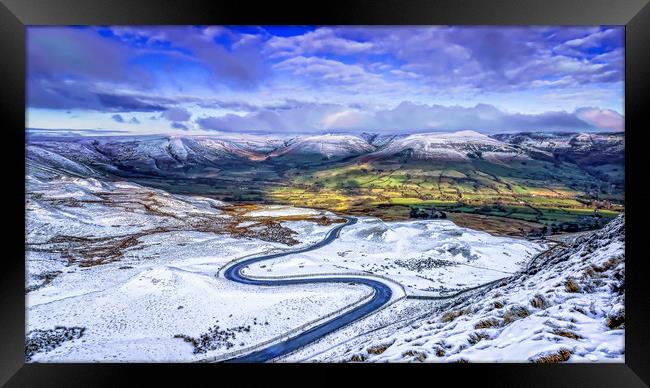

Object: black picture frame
[2,0,649,386]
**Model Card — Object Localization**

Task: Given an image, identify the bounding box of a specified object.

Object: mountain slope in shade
[359,132,407,148]
[491,132,625,166]
[26,135,272,177]
[26,145,99,177]
[325,214,625,363]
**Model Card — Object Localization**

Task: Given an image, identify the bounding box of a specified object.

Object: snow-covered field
[244,217,543,296]
[26,172,370,362]
[245,205,322,218]
[27,259,370,362]
[25,168,623,363]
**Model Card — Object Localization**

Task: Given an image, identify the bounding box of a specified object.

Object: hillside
[318,214,625,363]
[24,140,625,363]
[492,132,625,188]
[269,134,376,160]
[367,130,522,162]
[491,132,624,165]
[26,131,624,236]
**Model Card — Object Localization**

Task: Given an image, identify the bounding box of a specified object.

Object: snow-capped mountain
[365,130,522,162]
[269,134,375,160]
[26,130,625,181]
[491,132,625,166]
[27,135,274,178]
[24,132,625,363]
[26,145,99,177]
[27,133,377,172]
[359,132,407,148]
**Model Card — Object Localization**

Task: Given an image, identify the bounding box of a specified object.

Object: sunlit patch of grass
[267,158,623,231]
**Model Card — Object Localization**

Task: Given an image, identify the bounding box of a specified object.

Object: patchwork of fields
[267,158,622,235]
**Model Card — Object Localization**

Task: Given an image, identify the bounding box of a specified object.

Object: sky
[26,25,625,135]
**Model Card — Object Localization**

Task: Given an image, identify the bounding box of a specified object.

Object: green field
[120,153,623,236]
[265,158,623,232]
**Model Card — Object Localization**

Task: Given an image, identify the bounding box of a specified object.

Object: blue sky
[26,26,625,134]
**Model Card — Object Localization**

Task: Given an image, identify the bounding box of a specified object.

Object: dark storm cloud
[163,107,192,122]
[27,26,270,113]
[171,122,189,130]
[95,93,170,112]
[111,114,125,123]
[27,79,173,112]
[28,27,139,83]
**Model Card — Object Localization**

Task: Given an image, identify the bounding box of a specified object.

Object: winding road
[222,216,394,362]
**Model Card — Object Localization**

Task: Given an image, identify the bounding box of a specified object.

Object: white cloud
[575,107,624,131]
[273,56,408,95]
[265,28,375,58]
[195,101,619,134]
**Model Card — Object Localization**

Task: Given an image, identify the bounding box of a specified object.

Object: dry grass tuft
[502,305,530,325]
[552,329,582,340]
[441,308,471,323]
[468,331,491,345]
[592,255,624,273]
[532,348,572,363]
[565,278,581,293]
[607,309,625,329]
[350,354,367,362]
[530,294,549,309]
[493,300,504,309]
[402,350,427,362]
[474,318,501,329]
[367,344,391,355]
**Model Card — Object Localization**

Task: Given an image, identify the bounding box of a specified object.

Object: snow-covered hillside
[28,131,623,177]
[244,217,543,295]
[25,169,547,362]
[270,134,375,159]
[28,135,270,169]
[492,132,625,166]
[312,214,625,363]
[367,130,523,162]
[26,172,371,362]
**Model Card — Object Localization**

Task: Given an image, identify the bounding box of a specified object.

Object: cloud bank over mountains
[26,26,624,134]
[195,102,623,134]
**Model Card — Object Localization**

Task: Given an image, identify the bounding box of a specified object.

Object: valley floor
[25,172,624,363]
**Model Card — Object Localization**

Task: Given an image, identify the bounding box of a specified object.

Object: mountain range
[28,130,624,170]
[27,130,624,236]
